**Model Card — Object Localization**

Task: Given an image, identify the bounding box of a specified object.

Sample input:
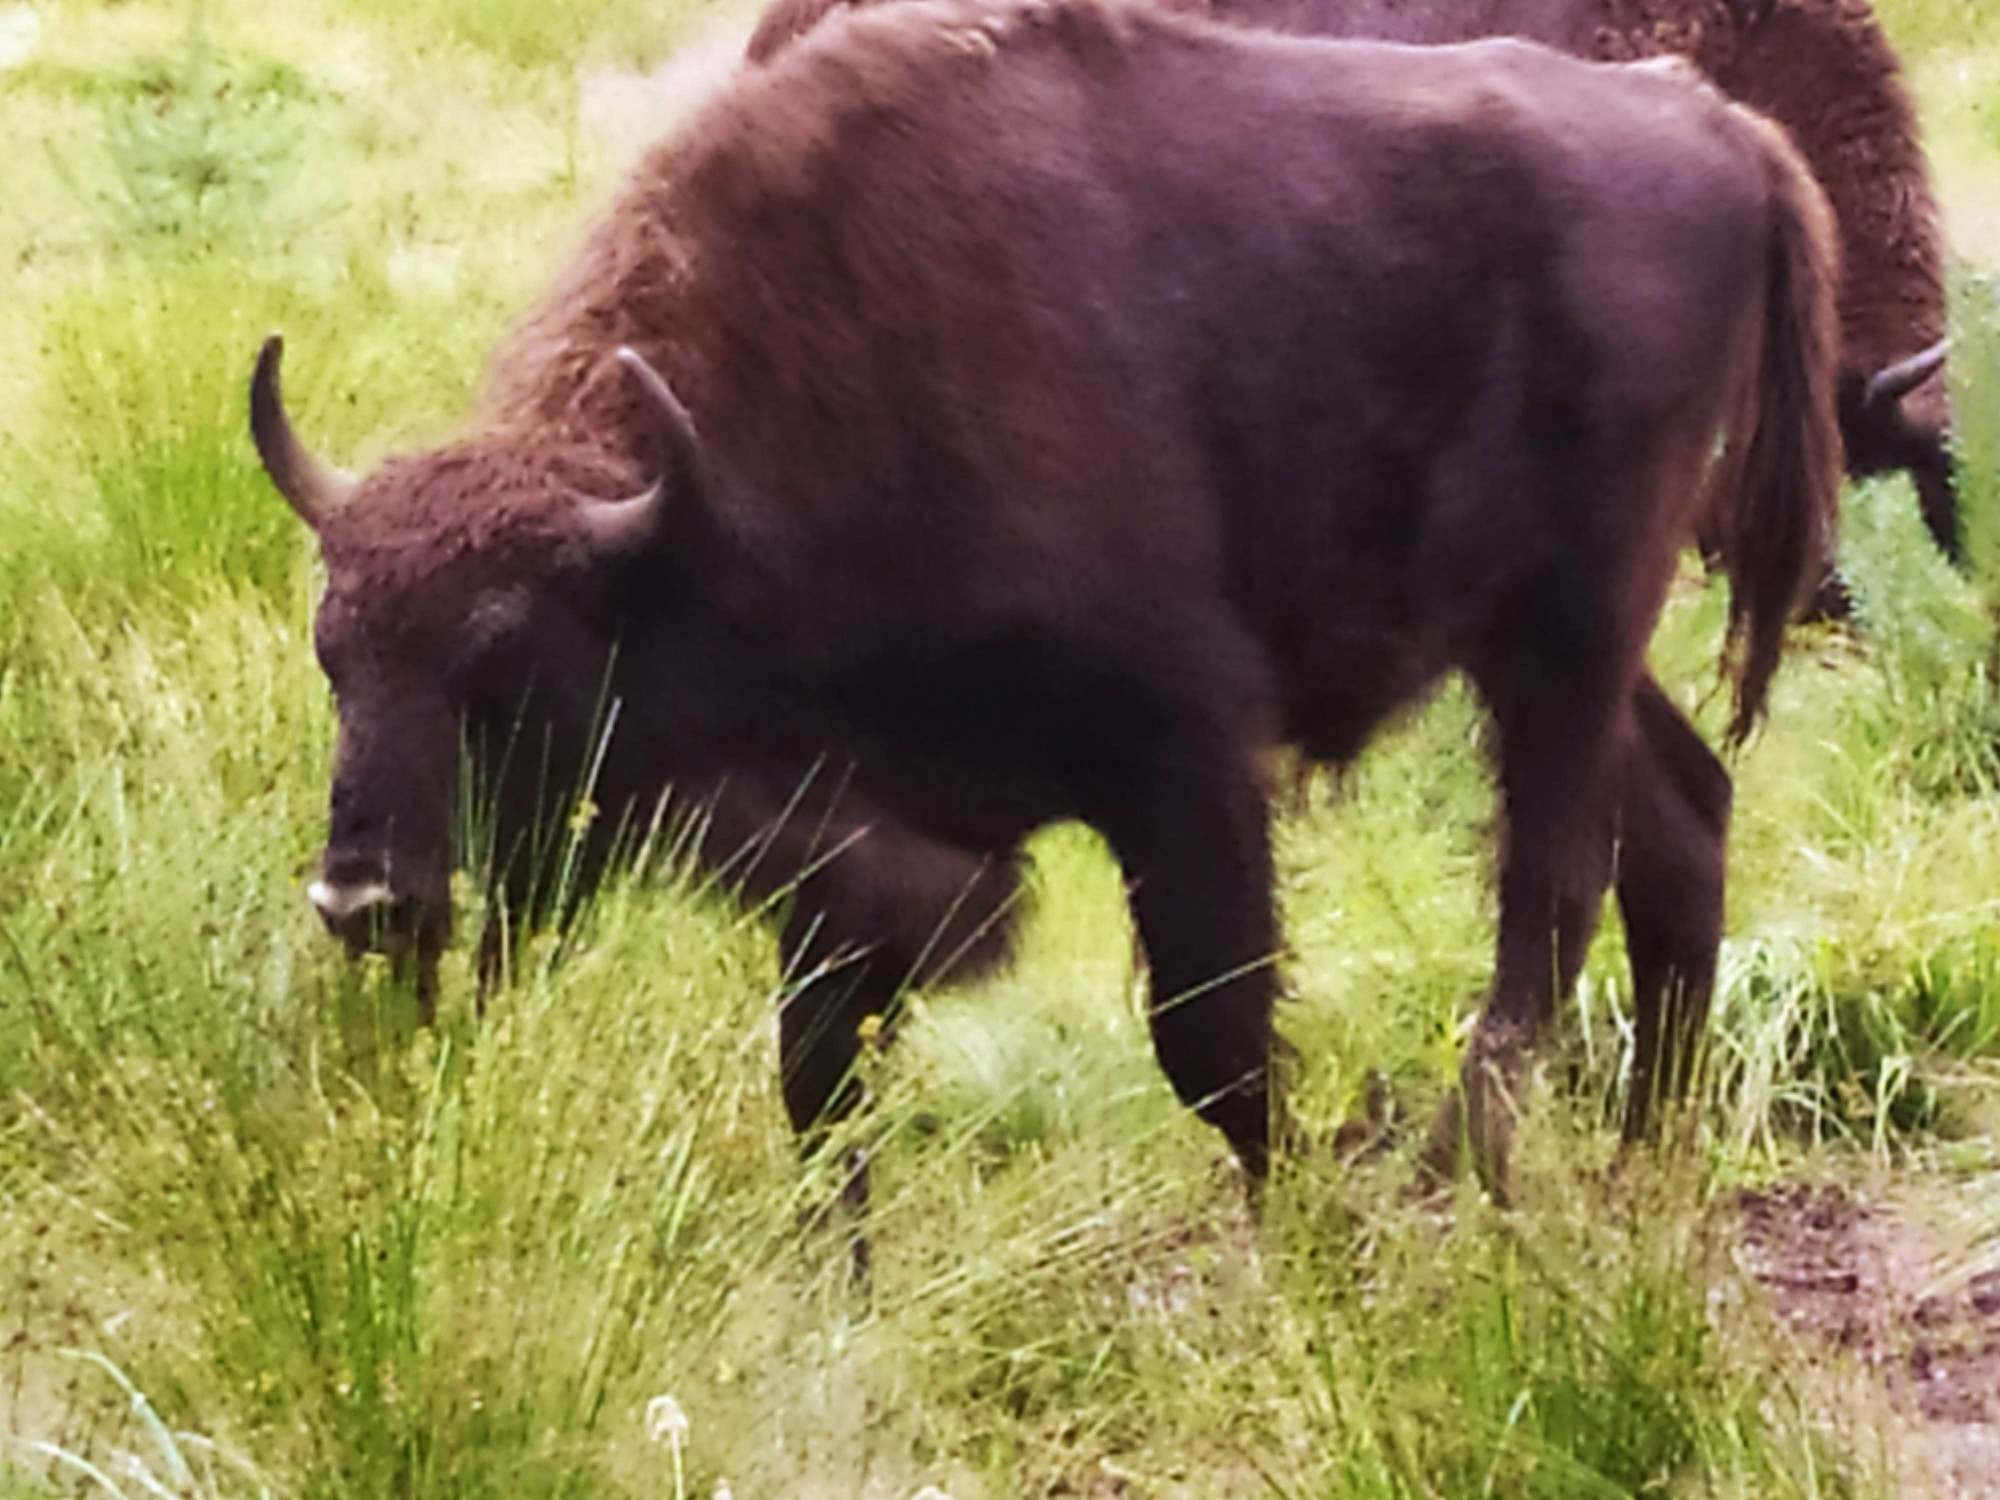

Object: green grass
[4,0,2000,1494]
[1876,0,2000,72]
[339,0,702,73]
[1879,0,2000,264]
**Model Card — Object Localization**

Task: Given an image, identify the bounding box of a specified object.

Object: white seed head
[645,1393,691,1445]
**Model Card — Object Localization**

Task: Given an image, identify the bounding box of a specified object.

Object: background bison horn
[1863,338,1948,411]
[249,335,357,530]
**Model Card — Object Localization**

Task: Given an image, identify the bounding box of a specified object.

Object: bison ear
[249,335,357,531]
[582,346,704,558]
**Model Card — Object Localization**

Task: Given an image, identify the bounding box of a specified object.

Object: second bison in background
[259,0,1840,1203]
[750,0,1957,565]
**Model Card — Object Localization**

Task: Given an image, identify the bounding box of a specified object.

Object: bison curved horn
[1863,338,1948,412]
[581,478,666,553]
[250,335,357,530]
[582,346,703,554]
[616,346,700,477]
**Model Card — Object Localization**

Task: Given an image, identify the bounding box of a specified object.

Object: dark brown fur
[261,0,1841,1200]
[750,0,1956,561]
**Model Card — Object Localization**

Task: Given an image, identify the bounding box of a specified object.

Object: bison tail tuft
[1715,112,1843,745]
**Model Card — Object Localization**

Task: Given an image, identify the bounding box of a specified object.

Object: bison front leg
[773,819,1023,1278]
[1092,732,1284,1189]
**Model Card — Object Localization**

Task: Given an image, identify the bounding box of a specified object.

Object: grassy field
[3,0,2000,1494]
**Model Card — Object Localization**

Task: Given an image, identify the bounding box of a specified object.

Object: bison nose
[308,877,429,954]
[308,877,394,924]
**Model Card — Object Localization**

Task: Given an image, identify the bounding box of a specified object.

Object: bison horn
[1863,338,1948,412]
[250,335,356,529]
[616,346,700,479]
[581,478,666,553]
[582,346,702,554]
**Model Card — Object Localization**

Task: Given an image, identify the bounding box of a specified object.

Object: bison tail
[1714,111,1844,745]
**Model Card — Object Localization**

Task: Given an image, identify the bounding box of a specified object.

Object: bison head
[1842,339,1955,561]
[252,336,697,973]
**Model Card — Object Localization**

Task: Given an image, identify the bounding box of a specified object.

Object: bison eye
[467,590,531,652]
[450,592,535,704]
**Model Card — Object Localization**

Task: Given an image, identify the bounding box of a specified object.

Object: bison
[256,0,1841,1202]
[750,0,1956,566]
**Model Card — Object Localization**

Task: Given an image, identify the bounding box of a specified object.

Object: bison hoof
[1330,1067,1396,1162]
[1418,1023,1533,1203]
[1798,569,1855,624]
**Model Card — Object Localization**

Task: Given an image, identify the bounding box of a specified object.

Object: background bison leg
[1091,731,1282,1187]
[776,822,1024,1136]
[774,937,888,1283]
[1908,442,1960,567]
[773,819,1023,1271]
[1615,675,1732,1142]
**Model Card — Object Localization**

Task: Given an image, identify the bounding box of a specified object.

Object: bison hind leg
[1430,593,1644,1197]
[1616,677,1731,1142]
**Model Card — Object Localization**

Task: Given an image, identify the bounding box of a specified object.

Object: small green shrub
[66,3,305,244]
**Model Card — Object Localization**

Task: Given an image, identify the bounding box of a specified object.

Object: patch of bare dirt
[1737,1179,2000,1497]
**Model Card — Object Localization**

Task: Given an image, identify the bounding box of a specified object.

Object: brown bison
[750,0,1956,564]
[256,0,1840,1199]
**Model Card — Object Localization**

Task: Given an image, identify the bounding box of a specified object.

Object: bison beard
[751,0,1958,567]
[254,0,1842,1220]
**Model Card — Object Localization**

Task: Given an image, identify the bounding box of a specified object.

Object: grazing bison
[750,0,1957,564]
[257,0,1840,1199]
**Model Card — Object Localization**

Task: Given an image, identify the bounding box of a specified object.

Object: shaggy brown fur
[749,0,1957,562]
[256,0,1841,1203]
